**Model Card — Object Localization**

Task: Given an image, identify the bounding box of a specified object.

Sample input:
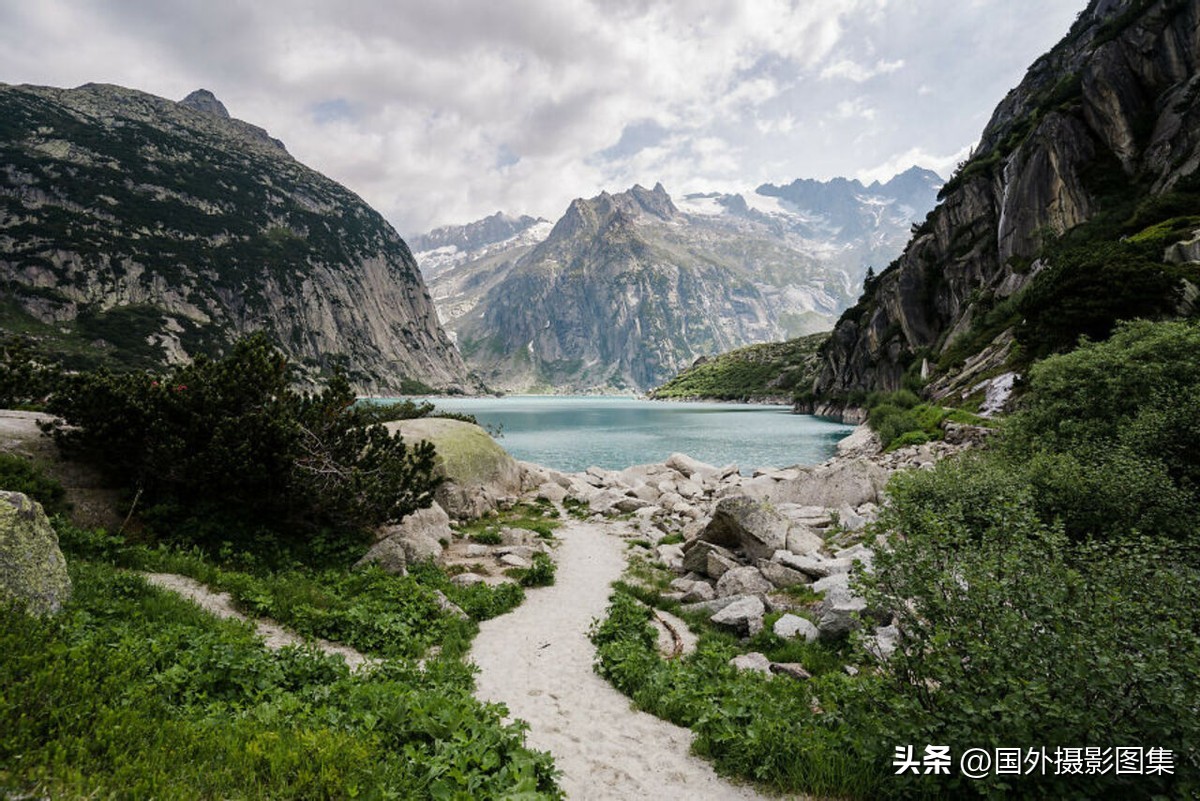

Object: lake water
[389,397,855,474]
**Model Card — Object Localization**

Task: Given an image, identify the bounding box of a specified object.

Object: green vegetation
[594,319,1200,799]
[508,552,557,588]
[43,334,440,557]
[0,454,68,517]
[455,502,562,542]
[1,531,560,799]
[649,333,827,401]
[863,389,991,450]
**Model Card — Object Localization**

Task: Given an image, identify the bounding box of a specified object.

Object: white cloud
[820,58,905,82]
[856,143,976,185]
[0,0,1088,233]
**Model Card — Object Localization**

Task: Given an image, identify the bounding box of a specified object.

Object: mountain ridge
[420,170,940,393]
[0,82,470,392]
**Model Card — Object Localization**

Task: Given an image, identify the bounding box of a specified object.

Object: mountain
[648,332,827,402]
[409,211,550,280]
[419,171,940,392]
[0,82,471,393]
[812,0,1200,411]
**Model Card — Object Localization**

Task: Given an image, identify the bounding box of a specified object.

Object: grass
[454,501,563,542]
[590,587,885,798]
[649,333,828,401]
[1,537,562,799]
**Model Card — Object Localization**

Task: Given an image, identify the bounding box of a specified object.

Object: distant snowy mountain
[413,169,942,392]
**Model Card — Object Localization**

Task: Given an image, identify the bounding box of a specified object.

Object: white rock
[500,553,532,569]
[774,613,820,642]
[729,651,772,674]
[715,566,773,598]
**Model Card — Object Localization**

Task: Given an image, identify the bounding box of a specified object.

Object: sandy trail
[142,572,371,671]
[469,519,768,800]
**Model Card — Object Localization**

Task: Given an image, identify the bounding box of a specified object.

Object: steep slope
[430,173,938,393]
[0,83,470,393]
[814,0,1200,408]
[648,332,827,402]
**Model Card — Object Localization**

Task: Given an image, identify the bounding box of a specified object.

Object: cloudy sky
[0,0,1085,236]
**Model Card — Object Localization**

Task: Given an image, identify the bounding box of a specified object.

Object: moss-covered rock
[386,418,522,519]
[0,490,71,615]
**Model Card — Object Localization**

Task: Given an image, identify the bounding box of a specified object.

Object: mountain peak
[179,89,230,118]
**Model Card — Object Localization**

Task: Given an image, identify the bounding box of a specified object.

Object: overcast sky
[0,0,1085,236]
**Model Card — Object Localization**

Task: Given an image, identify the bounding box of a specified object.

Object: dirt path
[142,572,372,671]
[469,519,769,800]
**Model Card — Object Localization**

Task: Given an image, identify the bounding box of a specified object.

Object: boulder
[785,524,824,556]
[866,624,901,660]
[706,549,741,580]
[500,553,532,569]
[700,496,790,561]
[615,497,654,514]
[432,590,468,620]
[773,613,819,642]
[374,502,451,565]
[0,491,71,615]
[536,482,567,503]
[355,538,408,575]
[681,581,716,603]
[715,566,773,598]
[656,543,685,570]
[757,560,809,589]
[835,424,882,457]
[710,595,765,635]
[680,593,749,617]
[450,572,486,587]
[680,540,736,575]
[729,652,772,674]
[775,552,849,579]
[739,457,889,509]
[817,586,867,639]
[665,452,720,481]
[386,418,522,520]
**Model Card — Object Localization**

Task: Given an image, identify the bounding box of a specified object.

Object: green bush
[0,454,68,516]
[44,334,440,552]
[860,474,1200,799]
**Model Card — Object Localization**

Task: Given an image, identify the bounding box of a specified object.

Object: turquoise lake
[390,397,855,474]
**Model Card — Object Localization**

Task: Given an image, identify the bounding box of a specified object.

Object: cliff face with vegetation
[815,0,1200,406]
[0,83,470,393]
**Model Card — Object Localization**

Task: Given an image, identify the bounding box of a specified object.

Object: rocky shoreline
[360,416,992,675]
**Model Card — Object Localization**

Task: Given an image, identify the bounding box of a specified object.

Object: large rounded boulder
[0,491,71,615]
[385,418,522,520]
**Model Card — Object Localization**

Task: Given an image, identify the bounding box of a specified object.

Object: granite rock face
[815,0,1200,404]
[0,491,71,615]
[0,82,470,393]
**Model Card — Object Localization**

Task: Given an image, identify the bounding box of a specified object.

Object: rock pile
[514,423,989,669]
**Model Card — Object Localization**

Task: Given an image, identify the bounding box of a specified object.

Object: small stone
[769,662,813,681]
[729,651,772,674]
[449,573,485,587]
[500,553,532,569]
[773,613,819,642]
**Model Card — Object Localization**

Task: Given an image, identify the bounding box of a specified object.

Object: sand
[142,572,372,671]
[469,518,771,800]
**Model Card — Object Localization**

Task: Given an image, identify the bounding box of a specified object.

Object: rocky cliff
[0,83,471,393]
[428,174,938,393]
[815,0,1200,406]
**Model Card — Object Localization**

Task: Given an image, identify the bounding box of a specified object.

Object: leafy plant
[44,334,440,552]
